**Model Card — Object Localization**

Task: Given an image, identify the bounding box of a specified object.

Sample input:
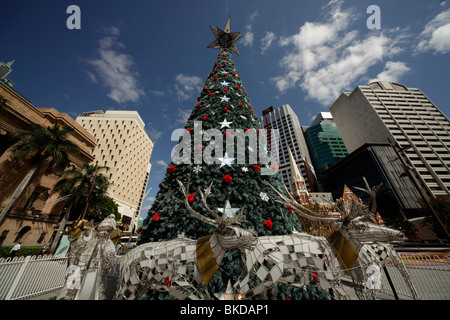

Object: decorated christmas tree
[138,18,327,300]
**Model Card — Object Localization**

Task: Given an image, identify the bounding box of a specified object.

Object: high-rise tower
[76,110,154,230]
[330,81,450,198]
[260,104,317,192]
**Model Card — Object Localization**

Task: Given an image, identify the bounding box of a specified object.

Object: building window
[37,232,47,244]
[14,226,31,243]
[24,192,38,209]
[0,230,9,244]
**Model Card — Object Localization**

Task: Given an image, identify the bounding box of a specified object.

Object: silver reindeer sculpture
[263,178,419,300]
[114,180,258,300]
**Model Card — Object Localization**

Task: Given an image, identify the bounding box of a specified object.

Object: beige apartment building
[330,81,450,199]
[76,110,154,231]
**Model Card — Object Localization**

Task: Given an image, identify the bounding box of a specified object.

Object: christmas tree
[138,18,327,300]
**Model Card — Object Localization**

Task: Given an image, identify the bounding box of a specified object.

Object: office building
[321,142,423,219]
[0,60,15,87]
[260,104,317,192]
[76,110,154,230]
[330,81,450,198]
[0,81,95,246]
[303,112,348,177]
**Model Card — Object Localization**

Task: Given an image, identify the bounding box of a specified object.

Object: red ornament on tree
[223,175,232,183]
[223,107,228,112]
[203,116,208,120]
[312,271,319,283]
[238,103,243,107]
[208,92,213,97]
[186,128,192,132]
[224,131,231,138]
[188,194,195,203]
[169,166,176,173]
[286,206,293,213]
[264,219,273,229]
[253,164,261,171]
[152,213,161,222]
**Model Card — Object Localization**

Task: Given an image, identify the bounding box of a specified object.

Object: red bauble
[186,128,192,132]
[208,92,213,97]
[286,206,293,213]
[196,103,201,108]
[235,86,240,90]
[253,164,261,171]
[197,145,204,150]
[152,213,161,222]
[203,116,208,120]
[223,107,228,112]
[245,128,250,132]
[224,131,231,137]
[312,271,319,282]
[169,166,176,173]
[188,194,195,203]
[264,219,273,229]
[223,175,232,183]
[238,103,243,107]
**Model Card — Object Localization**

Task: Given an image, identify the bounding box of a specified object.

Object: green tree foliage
[11,121,80,169]
[52,163,114,222]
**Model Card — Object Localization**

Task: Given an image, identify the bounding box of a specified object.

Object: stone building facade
[0,81,95,247]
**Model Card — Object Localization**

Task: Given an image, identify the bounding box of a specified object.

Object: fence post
[5,256,31,300]
[382,266,399,300]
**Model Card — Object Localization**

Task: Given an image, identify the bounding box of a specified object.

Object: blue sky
[1,0,449,219]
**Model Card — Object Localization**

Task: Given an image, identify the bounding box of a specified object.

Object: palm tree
[0,121,80,224]
[49,163,111,252]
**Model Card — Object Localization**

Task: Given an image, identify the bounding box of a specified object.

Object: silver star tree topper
[207,16,243,55]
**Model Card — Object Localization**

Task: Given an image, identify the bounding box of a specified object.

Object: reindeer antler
[177,180,218,227]
[264,180,341,223]
[353,177,382,218]
[177,180,248,232]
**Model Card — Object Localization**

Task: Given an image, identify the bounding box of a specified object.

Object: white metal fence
[380,252,450,300]
[0,254,68,300]
[0,251,448,300]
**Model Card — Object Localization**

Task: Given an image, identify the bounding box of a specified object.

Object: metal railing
[0,254,68,300]
[0,251,448,300]
[380,252,450,300]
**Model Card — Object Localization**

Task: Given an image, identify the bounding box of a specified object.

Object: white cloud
[241,11,258,47]
[241,27,254,47]
[147,126,162,141]
[155,160,168,167]
[416,9,450,54]
[86,26,144,104]
[260,31,275,54]
[272,0,405,106]
[370,61,410,83]
[174,74,202,101]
